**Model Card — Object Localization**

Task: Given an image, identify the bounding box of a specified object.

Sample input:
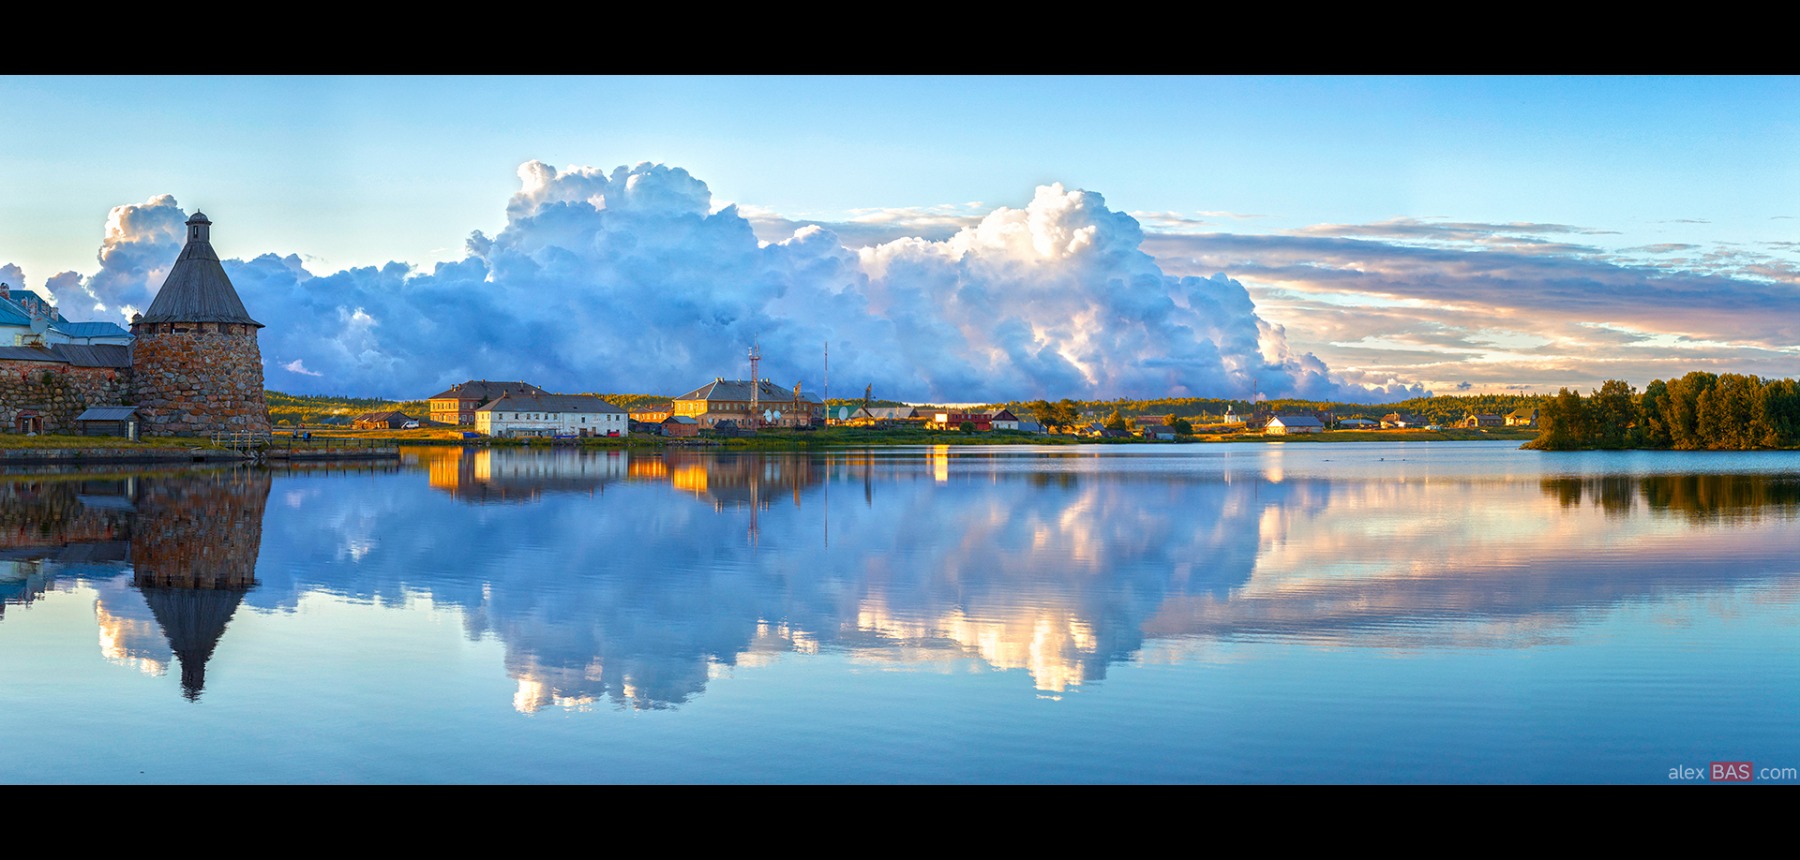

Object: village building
[1140,423,1177,441]
[474,392,628,438]
[1506,407,1538,427]
[660,415,700,437]
[428,380,548,426]
[1380,413,1420,429]
[630,402,675,424]
[835,404,924,428]
[1464,413,1505,428]
[72,405,140,438]
[1265,414,1325,435]
[0,284,132,347]
[934,411,995,431]
[671,378,823,429]
[352,410,417,430]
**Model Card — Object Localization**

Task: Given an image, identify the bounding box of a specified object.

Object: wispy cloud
[1144,226,1800,393]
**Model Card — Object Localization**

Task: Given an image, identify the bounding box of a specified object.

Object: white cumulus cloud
[26,162,1425,404]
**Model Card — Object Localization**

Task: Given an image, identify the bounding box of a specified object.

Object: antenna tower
[748,342,762,429]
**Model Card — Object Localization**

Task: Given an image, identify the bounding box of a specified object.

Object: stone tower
[130,212,271,437]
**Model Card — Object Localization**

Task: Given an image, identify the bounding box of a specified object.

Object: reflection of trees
[1541,473,1800,521]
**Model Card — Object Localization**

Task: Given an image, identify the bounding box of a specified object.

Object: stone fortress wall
[0,360,132,434]
[131,322,271,437]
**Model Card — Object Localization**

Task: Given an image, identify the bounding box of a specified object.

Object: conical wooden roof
[140,212,263,327]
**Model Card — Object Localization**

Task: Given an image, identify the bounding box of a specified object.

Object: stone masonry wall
[0,359,132,434]
[132,469,270,589]
[133,324,271,437]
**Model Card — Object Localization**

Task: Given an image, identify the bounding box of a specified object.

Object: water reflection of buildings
[0,469,270,700]
[414,446,627,504]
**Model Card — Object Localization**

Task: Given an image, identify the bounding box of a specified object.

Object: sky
[2,75,1796,403]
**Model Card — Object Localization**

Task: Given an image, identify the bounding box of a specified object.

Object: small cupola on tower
[187,211,212,244]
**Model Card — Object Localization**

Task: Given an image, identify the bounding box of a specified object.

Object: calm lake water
[3,440,1797,784]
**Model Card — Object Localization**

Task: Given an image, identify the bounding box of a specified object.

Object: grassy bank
[0,433,227,450]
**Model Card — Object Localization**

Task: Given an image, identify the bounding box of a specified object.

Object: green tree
[1591,379,1636,448]
[1528,388,1592,450]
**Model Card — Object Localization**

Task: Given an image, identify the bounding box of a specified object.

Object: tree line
[1526,372,1800,450]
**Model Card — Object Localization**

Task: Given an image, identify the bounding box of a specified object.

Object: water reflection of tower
[648,453,825,545]
[131,469,271,700]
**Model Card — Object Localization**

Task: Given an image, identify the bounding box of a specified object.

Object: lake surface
[3,441,1797,784]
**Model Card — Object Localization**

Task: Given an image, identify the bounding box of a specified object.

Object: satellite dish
[838,406,849,420]
[763,410,774,422]
[773,410,782,421]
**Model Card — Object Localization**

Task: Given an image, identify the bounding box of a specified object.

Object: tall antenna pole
[824,340,829,422]
[748,342,761,430]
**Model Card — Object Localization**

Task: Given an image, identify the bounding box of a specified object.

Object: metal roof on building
[53,344,130,367]
[75,406,139,421]
[0,344,131,368]
[672,378,821,406]
[475,393,625,414]
[428,379,548,402]
[139,218,262,326]
[51,321,131,340]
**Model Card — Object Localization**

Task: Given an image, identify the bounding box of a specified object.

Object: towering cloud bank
[14,162,1423,403]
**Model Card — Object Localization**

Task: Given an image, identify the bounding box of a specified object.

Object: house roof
[1270,414,1324,428]
[139,215,262,326]
[76,406,138,421]
[52,320,131,340]
[354,411,413,423]
[0,344,131,368]
[672,378,821,406]
[476,393,625,414]
[428,379,547,402]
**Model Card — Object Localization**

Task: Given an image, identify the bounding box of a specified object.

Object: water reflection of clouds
[11,448,1800,710]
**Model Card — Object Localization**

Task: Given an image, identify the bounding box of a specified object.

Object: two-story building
[428,380,548,426]
[474,392,628,438]
[671,378,823,429]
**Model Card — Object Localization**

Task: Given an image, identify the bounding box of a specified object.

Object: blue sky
[3,76,1797,401]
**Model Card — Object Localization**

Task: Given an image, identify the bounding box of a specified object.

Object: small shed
[662,415,700,438]
[353,410,415,430]
[1266,414,1325,435]
[75,405,139,439]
